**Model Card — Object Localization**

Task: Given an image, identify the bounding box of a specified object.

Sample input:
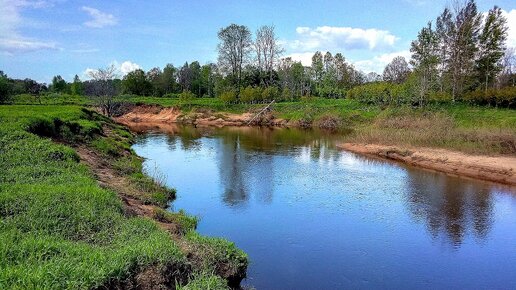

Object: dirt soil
[339,143,516,186]
[114,104,287,127]
[75,145,180,233]
[74,130,246,288]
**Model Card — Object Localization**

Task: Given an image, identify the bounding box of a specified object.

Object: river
[130,123,516,289]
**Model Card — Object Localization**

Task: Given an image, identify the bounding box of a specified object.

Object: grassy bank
[0,105,247,289]
[8,94,516,155]
[117,96,515,155]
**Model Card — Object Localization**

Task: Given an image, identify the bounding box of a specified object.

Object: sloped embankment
[114,104,287,127]
[0,105,247,289]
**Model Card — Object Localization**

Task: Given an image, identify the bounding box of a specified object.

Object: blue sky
[1,0,515,83]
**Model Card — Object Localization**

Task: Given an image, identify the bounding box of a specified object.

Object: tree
[410,22,440,106]
[178,62,193,92]
[123,69,152,96]
[475,6,508,91]
[0,71,12,103]
[448,0,482,100]
[200,63,217,97]
[162,64,178,95]
[87,64,118,116]
[71,75,83,95]
[255,25,284,85]
[365,72,382,83]
[51,75,67,93]
[383,56,411,84]
[146,67,163,96]
[435,7,453,92]
[499,47,516,87]
[217,24,253,91]
[322,52,339,97]
[189,61,202,96]
[311,51,324,92]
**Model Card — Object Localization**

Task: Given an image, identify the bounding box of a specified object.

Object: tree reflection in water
[404,169,494,247]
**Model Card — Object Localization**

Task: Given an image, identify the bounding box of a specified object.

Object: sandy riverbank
[114,104,287,127]
[338,143,516,186]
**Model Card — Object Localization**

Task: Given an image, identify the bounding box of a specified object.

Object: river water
[130,123,516,289]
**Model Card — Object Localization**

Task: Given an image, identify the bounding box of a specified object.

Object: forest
[1,0,515,109]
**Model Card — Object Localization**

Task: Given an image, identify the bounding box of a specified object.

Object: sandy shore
[338,143,516,186]
[114,104,287,127]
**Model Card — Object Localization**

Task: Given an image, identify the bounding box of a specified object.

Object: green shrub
[463,87,516,108]
[261,86,279,102]
[179,91,196,102]
[240,86,261,104]
[163,93,180,98]
[219,90,237,104]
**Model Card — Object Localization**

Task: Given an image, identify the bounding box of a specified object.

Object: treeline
[345,1,516,108]
[1,0,515,107]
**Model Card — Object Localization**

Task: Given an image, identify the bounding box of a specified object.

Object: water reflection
[129,122,513,245]
[219,135,249,206]
[130,123,516,289]
[404,170,494,247]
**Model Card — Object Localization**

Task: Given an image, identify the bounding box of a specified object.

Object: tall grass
[0,106,188,289]
[346,109,516,155]
[0,105,249,289]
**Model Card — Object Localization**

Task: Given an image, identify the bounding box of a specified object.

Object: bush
[347,81,416,106]
[463,87,516,108]
[0,75,12,104]
[179,90,196,102]
[429,91,453,103]
[240,86,260,104]
[280,87,295,102]
[162,93,180,98]
[219,90,237,104]
[261,86,279,102]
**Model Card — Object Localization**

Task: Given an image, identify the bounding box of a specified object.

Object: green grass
[153,208,199,234]
[177,273,229,290]
[0,105,248,288]
[111,95,516,154]
[10,94,90,106]
[184,231,248,283]
[7,94,515,154]
[0,105,187,289]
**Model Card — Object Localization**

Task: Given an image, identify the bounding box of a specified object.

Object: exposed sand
[338,143,516,186]
[114,104,287,127]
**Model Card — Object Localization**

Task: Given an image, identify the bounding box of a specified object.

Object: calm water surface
[130,123,516,289]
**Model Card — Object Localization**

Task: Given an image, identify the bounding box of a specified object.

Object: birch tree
[255,25,284,85]
[410,22,440,106]
[475,6,508,91]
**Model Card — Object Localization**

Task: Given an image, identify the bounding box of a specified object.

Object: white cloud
[288,26,398,52]
[82,60,141,79]
[82,6,117,28]
[503,9,516,48]
[354,50,411,73]
[119,61,141,74]
[0,0,59,54]
[285,50,412,74]
[0,38,57,54]
[285,52,316,66]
